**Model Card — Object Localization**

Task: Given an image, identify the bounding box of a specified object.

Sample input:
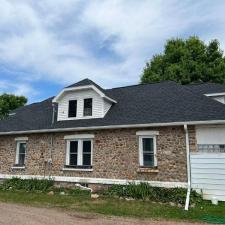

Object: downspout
[51,103,56,126]
[184,124,191,211]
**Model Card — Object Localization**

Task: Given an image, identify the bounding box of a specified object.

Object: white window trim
[15,137,28,141]
[136,131,159,136]
[62,168,93,172]
[64,134,95,140]
[138,135,157,167]
[65,138,93,167]
[15,141,27,165]
[11,166,25,169]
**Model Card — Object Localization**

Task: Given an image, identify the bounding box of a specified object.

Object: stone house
[0,79,225,203]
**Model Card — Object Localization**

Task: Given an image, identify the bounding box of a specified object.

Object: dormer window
[83,98,92,116]
[53,79,117,121]
[68,100,77,117]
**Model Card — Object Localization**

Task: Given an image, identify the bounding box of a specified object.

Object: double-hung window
[15,142,27,166]
[83,98,92,116]
[68,100,77,118]
[137,131,158,168]
[65,136,93,169]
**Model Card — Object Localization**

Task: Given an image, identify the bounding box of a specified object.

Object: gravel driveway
[0,203,205,225]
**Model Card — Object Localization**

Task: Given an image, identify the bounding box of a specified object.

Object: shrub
[1,177,54,192]
[105,183,202,204]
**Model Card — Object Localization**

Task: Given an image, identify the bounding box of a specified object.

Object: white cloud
[0,0,225,97]
[0,79,37,100]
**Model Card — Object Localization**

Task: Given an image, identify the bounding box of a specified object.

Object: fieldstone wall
[0,126,197,183]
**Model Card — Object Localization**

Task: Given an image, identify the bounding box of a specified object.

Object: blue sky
[0,0,225,103]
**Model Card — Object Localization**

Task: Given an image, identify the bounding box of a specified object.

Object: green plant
[1,177,54,192]
[0,189,224,222]
[50,186,91,197]
[105,183,202,204]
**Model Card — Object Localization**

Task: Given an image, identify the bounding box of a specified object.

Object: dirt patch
[0,203,204,225]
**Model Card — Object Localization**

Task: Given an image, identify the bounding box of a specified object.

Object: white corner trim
[136,131,159,136]
[62,168,93,172]
[64,134,95,140]
[15,137,28,141]
[0,174,187,188]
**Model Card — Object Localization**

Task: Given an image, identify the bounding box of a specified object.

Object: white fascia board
[205,92,225,97]
[136,131,159,136]
[0,174,187,188]
[52,85,117,103]
[64,134,95,140]
[1,120,225,135]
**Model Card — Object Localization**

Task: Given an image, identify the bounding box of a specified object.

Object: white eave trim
[52,85,117,103]
[1,120,225,135]
[136,131,159,136]
[205,92,225,97]
[64,134,95,140]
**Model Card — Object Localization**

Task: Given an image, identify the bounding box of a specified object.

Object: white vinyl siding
[192,126,225,201]
[57,89,105,120]
[191,153,225,201]
[196,126,225,145]
[104,100,112,115]
[211,96,225,104]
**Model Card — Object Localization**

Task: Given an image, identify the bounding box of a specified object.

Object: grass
[0,189,224,223]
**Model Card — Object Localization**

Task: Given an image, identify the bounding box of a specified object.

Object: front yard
[0,189,225,224]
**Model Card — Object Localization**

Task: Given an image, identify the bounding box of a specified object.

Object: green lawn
[0,190,225,223]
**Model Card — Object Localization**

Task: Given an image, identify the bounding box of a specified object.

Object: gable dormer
[53,79,116,121]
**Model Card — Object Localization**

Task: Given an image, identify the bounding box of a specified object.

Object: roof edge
[1,120,225,135]
[205,92,225,97]
[53,85,117,103]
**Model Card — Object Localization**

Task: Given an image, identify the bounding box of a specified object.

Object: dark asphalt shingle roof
[66,78,115,100]
[1,80,225,133]
[185,82,225,95]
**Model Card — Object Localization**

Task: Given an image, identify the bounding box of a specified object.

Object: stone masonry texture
[0,126,197,183]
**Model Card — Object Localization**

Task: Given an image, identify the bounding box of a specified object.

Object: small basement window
[68,100,77,117]
[15,142,27,166]
[83,98,92,116]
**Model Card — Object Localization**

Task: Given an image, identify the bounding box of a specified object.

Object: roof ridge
[106,80,177,91]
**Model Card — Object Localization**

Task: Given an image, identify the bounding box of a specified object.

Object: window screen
[142,138,154,167]
[83,140,91,166]
[18,143,26,166]
[69,141,78,165]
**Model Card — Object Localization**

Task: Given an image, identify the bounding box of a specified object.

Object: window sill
[62,167,93,172]
[137,167,159,173]
[11,165,25,169]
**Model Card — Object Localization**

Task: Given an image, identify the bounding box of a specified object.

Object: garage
[191,126,225,201]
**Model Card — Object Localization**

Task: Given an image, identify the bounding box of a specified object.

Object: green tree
[0,94,27,119]
[141,36,225,84]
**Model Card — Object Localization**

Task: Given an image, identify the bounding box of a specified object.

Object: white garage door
[191,126,225,201]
